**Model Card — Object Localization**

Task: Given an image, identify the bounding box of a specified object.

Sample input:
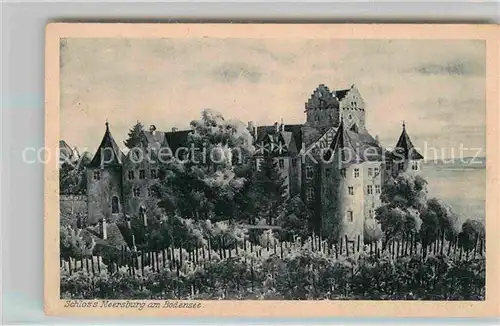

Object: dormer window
[128,170,135,180]
[93,170,101,180]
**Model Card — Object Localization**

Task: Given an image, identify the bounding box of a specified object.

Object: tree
[248,155,288,225]
[59,150,92,195]
[124,121,145,149]
[376,173,427,246]
[279,196,310,240]
[458,219,485,251]
[60,225,95,260]
[155,109,255,222]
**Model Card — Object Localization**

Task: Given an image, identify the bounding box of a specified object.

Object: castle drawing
[85,84,423,243]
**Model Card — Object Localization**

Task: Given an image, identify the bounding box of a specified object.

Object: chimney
[274,122,279,132]
[248,121,255,131]
[375,135,380,145]
[172,127,179,132]
[149,125,157,136]
[101,218,107,240]
[280,118,285,132]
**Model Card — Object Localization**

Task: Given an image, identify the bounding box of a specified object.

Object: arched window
[111,196,119,213]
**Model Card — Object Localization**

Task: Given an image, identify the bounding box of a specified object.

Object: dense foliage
[61,248,485,300]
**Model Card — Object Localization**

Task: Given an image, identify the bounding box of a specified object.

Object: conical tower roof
[88,121,124,168]
[323,118,361,164]
[392,122,423,160]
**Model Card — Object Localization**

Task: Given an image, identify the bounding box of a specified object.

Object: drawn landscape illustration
[59,38,486,301]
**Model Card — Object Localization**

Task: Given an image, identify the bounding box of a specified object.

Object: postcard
[44,23,499,317]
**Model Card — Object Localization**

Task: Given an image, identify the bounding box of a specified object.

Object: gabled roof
[59,140,74,162]
[256,124,303,151]
[88,122,124,168]
[142,130,169,151]
[392,123,423,160]
[334,89,351,101]
[322,119,390,164]
[305,84,339,111]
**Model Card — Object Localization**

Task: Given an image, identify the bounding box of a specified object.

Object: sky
[60,38,486,158]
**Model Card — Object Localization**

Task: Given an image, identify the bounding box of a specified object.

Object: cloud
[210,62,262,83]
[413,60,485,76]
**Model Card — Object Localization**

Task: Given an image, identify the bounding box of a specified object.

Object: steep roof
[59,140,74,162]
[392,123,424,160]
[334,89,351,101]
[323,119,361,164]
[142,130,169,151]
[88,122,124,168]
[256,124,303,151]
[322,119,389,164]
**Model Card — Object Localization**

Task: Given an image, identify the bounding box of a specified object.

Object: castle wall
[342,163,365,242]
[122,151,161,221]
[362,162,383,222]
[306,107,340,128]
[86,167,122,225]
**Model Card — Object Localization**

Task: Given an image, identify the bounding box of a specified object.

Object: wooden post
[345,235,349,257]
[370,242,373,256]
[396,240,400,258]
[280,241,283,259]
[90,256,95,274]
[391,241,396,259]
[208,239,212,261]
[274,240,277,255]
[375,241,379,259]
[244,238,247,252]
[85,257,89,273]
[141,252,145,275]
[267,232,270,252]
[357,235,360,253]
[68,258,72,275]
[97,256,101,274]
[235,243,239,256]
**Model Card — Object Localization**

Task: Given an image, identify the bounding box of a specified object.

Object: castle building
[86,84,423,243]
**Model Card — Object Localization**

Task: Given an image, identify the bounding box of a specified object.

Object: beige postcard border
[45,23,500,317]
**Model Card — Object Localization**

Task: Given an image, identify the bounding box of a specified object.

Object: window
[340,168,346,178]
[367,185,373,195]
[128,170,135,180]
[354,168,360,178]
[412,161,419,171]
[325,168,332,178]
[374,167,380,175]
[347,211,354,222]
[375,185,381,194]
[398,162,404,170]
[133,187,141,197]
[147,187,152,197]
[279,159,285,169]
[306,166,314,179]
[315,115,320,122]
[348,186,354,195]
[139,169,146,179]
[348,114,352,120]
[292,158,297,168]
[368,209,373,218]
[368,168,373,176]
[386,162,392,170]
[93,170,101,180]
[151,169,158,179]
[111,196,119,214]
[306,188,314,201]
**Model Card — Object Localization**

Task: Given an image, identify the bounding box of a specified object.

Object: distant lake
[420,158,486,222]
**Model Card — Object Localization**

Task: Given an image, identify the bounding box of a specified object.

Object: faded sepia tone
[45,23,499,317]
